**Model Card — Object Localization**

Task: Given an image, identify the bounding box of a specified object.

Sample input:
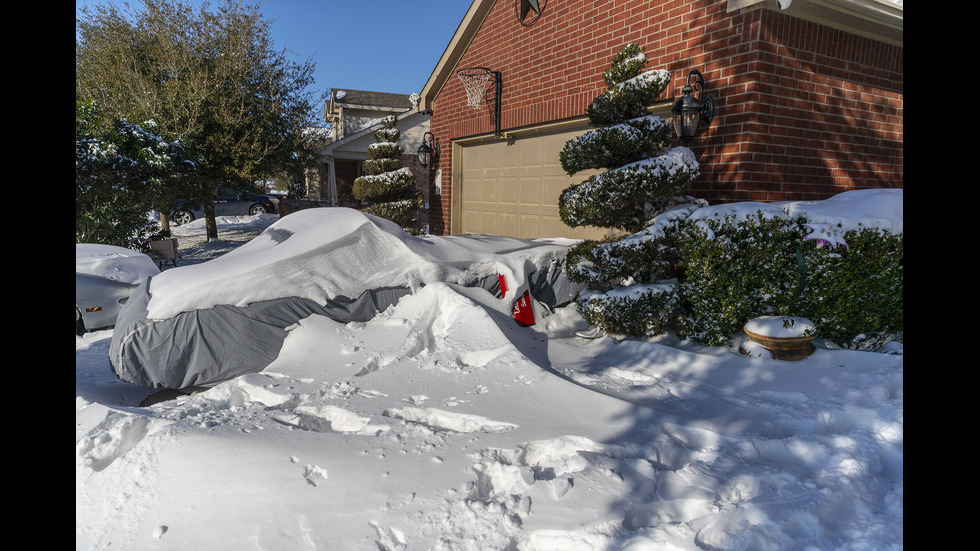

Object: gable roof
[417,0,496,113]
[320,109,430,159]
[417,0,903,112]
[328,89,415,114]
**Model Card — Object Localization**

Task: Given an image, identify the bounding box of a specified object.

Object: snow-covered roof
[329,89,414,111]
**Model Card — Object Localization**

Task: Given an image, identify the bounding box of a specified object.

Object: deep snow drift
[76,192,902,550]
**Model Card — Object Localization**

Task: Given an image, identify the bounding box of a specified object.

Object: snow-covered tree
[76,99,194,245]
[352,115,425,234]
[558,43,705,336]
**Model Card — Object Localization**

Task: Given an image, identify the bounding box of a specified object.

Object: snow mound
[689,188,903,234]
[148,210,454,320]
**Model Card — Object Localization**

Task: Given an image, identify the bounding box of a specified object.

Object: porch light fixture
[671,69,716,145]
[417,132,440,168]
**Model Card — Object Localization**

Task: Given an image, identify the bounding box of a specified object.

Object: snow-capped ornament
[803,223,848,249]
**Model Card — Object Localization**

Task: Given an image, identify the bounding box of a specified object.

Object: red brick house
[416,0,903,239]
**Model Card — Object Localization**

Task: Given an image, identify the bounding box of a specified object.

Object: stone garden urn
[740,316,817,361]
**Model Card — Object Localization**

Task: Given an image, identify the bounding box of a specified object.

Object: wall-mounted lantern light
[671,69,716,145]
[417,132,440,168]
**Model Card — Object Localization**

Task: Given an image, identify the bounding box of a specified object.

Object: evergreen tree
[352,115,425,234]
[558,43,705,336]
[76,0,325,239]
[76,98,194,245]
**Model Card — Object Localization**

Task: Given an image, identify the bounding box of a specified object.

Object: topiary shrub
[353,115,425,234]
[557,42,703,337]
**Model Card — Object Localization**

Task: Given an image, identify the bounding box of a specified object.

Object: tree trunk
[203,189,219,240]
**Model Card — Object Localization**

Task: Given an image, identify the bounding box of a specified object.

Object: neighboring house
[307,106,434,229]
[306,88,425,204]
[416,0,903,239]
[325,88,416,142]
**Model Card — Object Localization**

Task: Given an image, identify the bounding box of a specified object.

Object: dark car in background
[171,186,280,225]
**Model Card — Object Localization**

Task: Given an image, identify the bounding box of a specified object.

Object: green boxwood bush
[676,211,903,348]
[578,283,682,337]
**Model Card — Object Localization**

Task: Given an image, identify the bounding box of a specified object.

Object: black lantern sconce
[671,69,716,145]
[417,132,440,168]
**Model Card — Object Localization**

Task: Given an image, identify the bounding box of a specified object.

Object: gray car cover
[109,255,580,390]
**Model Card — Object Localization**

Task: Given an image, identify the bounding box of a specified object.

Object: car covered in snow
[109,208,581,390]
[170,186,280,225]
[76,244,161,335]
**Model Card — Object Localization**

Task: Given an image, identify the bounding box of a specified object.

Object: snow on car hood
[145,208,575,321]
[76,243,161,285]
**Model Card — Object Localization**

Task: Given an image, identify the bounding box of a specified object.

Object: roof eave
[728,0,903,46]
[418,0,497,113]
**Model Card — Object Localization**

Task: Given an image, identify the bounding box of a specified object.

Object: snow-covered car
[170,186,279,225]
[109,208,581,389]
[76,244,161,335]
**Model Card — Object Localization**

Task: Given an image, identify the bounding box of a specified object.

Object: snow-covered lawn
[76,203,902,550]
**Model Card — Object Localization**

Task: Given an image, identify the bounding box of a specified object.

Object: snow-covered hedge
[578,282,682,337]
[676,197,903,348]
[565,199,704,289]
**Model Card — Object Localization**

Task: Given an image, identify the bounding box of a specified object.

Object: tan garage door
[456,128,612,240]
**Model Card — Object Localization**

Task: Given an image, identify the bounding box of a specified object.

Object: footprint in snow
[76,412,154,472]
[303,464,328,486]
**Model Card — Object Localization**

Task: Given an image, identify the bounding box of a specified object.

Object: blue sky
[76,1,473,113]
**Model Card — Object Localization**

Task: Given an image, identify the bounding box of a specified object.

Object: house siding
[427,0,902,235]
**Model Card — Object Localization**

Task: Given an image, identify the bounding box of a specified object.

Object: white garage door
[457,129,611,240]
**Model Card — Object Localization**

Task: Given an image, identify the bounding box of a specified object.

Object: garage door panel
[500,143,520,169]
[463,177,483,202]
[542,135,568,167]
[480,147,498,172]
[542,175,568,208]
[541,214,573,238]
[519,176,542,206]
[499,177,518,205]
[481,178,498,203]
[520,140,544,168]
[519,214,540,237]
[480,211,498,234]
[461,207,481,234]
[498,212,518,237]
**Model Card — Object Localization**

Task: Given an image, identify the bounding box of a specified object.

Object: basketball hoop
[456,67,502,134]
[457,67,496,109]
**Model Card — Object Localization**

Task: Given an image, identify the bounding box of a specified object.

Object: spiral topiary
[557,43,704,336]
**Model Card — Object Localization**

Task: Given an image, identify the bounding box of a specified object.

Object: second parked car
[171,186,279,225]
[76,244,161,335]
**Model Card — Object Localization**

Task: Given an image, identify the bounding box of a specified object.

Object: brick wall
[428,0,903,234]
